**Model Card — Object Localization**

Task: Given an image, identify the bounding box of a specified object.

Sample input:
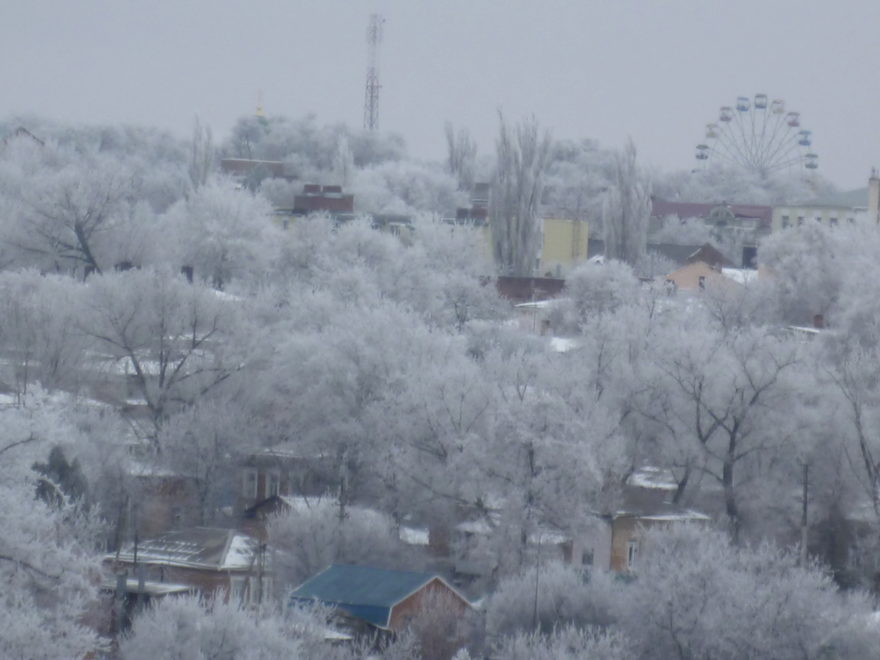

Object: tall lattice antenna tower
[363,13,384,131]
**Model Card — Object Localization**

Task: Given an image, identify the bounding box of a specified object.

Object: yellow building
[480,217,590,276]
[538,218,589,277]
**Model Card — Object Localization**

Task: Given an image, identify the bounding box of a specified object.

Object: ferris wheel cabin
[736,96,751,112]
[754,93,768,109]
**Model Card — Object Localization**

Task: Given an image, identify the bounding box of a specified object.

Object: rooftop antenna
[363,13,384,131]
[256,90,265,117]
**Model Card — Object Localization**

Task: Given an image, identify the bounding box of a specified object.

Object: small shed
[290,564,470,632]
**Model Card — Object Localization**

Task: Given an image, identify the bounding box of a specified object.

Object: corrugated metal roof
[290,564,438,627]
[111,527,259,571]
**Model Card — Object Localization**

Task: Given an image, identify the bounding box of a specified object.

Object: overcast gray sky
[2,0,878,188]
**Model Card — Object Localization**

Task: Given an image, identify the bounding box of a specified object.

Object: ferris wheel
[695,94,818,178]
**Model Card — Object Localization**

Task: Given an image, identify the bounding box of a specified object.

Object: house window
[781,215,790,228]
[266,471,280,497]
[627,540,639,569]
[830,217,838,226]
[257,577,273,603]
[848,217,855,224]
[230,576,248,604]
[242,469,258,499]
[698,275,706,290]
[229,576,272,605]
[814,216,821,223]
[797,216,805,226]
[581,549,594,567]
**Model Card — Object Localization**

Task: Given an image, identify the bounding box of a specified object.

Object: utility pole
[363,13,384,131]
[800,462,809,566]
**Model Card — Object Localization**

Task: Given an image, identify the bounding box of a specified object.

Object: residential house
[238,443,337,513]
[290,564,471,634]
[106,526,272,605]
[663,243,730,291]
[126,461,202,541]
[609,467,710,572]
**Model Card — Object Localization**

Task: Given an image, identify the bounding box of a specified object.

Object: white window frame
[627,540,639,570]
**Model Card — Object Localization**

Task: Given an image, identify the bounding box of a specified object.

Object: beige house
[663,243,741,292]
[609,467,710,572]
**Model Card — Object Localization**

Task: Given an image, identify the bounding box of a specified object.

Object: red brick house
[106,527,272,605]
[290,564,471,633]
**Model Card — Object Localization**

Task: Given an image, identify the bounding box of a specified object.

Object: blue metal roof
[289,564,438,628]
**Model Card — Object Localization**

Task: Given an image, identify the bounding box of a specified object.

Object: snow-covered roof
[636,510,711,522]
[786,325,822,336]
[103,578,195,596]
[721,268,759,285]
[549,336,580,353]
[455,519,494,535]
[627,466,678,491]
[223,533,259,570]
[399,526,429,546]
[528,530,570,545]
[514,299,557,310]
[110,527,262,572]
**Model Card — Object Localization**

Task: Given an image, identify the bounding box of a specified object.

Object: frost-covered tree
[485,562,616,637]
[160,181,277,289]
[548,259,640,333]
[445,122,477,191]
[268,497,415,588]
[119,596,331,660]
[613,525,880,660]
[351,160,461,215]
[602,139,650,267]
[79,268,247,438]
[492,626,631,660]
[0,394,106,659]
[0,270,89,397]
[332,134,355,188]
[0,142,146,275]
[650,325,799,540]
[489,114,552,275]
[187,116,214,192]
